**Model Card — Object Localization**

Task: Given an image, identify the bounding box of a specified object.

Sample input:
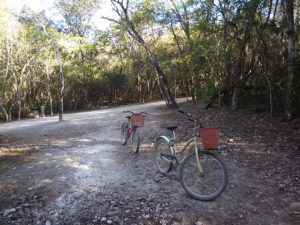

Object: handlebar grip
[178,110,185,114]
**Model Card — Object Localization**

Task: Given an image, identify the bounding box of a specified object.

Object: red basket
[131,114,145,127]
[200,128,219,150]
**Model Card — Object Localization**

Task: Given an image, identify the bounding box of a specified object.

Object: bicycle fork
[194,137,205,176]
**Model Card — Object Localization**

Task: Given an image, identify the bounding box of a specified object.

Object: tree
[106,0,178,108]
[284,0,295,121]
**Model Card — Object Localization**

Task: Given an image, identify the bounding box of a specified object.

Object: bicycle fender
[155,136,172,145]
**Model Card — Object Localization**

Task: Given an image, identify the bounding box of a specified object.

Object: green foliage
[0,0,299,120]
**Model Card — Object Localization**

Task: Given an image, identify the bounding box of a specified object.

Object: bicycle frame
[159,131,204,173]
[125,118,136,140]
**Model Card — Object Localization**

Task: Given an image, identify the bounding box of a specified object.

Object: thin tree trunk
[262,45,273,117]
[284,0,295,121]
[231,86,241,111]
[194,66,201,100]
[190,77,195,100]
[12,72,21,120]
[56,47,64,121]
[8,106,12,122]
[218,87,222,108]
[137,70,142,103]
[45,58,53,116]
[0,101,9,122]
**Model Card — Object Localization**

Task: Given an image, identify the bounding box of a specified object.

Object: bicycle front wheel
[154,137,173,174]
[180,151,228,201]
[131,127,140,153]
[121,122,129,145]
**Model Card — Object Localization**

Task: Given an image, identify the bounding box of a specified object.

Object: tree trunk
[56,47,64,121]
[230,0,260,111]
[262,45,273,117]
[284,0,295,121]
[109,0,177,108]
[143,45,177,108]
[0,103,9,122]
[12,72,21,120]
[231,86,241,111]
[45,59,53,116]
[194,66,201,100]
[8,106,12,122]
[137,70,142,103]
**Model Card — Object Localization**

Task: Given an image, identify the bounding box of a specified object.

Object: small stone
[142,214,150,219]
[290,202,300,210]
[4,208,16,216]
[156,204,162,214]
[45,221,51,225]
[172,222,181,225]
[160,220,167,225]
[101,217,107,222]
[107,219,113,224]
[195,222,204,225]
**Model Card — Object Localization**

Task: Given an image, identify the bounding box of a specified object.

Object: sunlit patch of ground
[0,145,38,156]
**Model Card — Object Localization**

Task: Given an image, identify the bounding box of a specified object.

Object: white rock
[291,202,300,209]
[142,214,150,219]
[196,221,204,225]
[3,208,16,216]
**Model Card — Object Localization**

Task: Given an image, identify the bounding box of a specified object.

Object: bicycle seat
[161,125,178,131]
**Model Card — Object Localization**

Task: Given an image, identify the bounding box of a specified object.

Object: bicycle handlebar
[178,110,196,119]
[178,110,202,127]
[123,111,147,115]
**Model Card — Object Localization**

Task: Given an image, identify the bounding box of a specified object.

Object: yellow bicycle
[155,110,228,201]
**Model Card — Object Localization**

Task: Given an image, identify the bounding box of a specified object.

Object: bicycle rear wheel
[121,122,129,145]
[154,137,173,174]
[180,150,228,201]
[131,127,140,153]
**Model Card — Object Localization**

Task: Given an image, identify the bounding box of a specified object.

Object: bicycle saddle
[161,125,178,131]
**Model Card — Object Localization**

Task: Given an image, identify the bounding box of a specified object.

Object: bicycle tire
[180,150,228,201]
[154,137,173,174]
[131,128,140,153]
[121,122,129,145]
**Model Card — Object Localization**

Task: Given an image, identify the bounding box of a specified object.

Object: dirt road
[0,100,299,225]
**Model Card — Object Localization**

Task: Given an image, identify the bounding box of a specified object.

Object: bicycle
[121,111,146,153]
[154,110,228,201]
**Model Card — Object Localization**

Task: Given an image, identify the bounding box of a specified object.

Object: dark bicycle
[121,111,146,153]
